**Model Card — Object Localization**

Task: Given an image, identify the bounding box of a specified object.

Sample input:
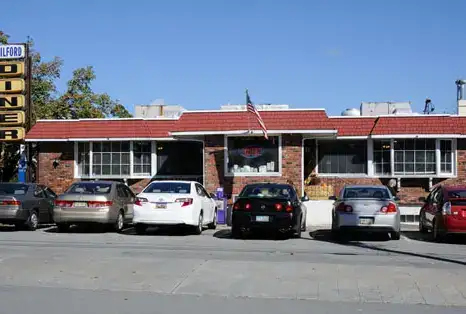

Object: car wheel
[419,212,428,233]
[231,225,243,239]
[114,211,124,233]
[26,211,39,231]
[134,224,147,235]
[390,231,401,240]
[432,219,444,242]
[56,223,70,233]
[208,210,217,230]
[193,212,203,235]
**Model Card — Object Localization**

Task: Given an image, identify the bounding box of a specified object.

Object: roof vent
[341,108,361,116]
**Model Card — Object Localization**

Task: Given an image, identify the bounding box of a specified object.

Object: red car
[419,185,466,241]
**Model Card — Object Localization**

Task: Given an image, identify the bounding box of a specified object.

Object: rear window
[143,182,191,194]
[65,182,112,194]
[239,184,295,199]
[0,184,28,195]
[447,190,466,199]
[344,187,390,199]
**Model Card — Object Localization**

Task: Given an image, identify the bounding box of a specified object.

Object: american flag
[246,89,268,139]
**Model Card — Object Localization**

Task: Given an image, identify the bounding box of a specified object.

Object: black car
[231,183,308,239]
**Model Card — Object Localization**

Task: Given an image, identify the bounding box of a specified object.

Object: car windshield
[0,184,28,195]
[448,190,466,199]
[66,182,112,194]
[239,184,294,199]
[144,182,191,194]
[343,187,390,199]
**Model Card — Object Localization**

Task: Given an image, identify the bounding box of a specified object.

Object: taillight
[336,202,353,213]
[233,202,251,211]
[175,198,193,207]
[0,200,21,206]
[233,202,240,211]
[442,201,452,215]
[135,197,148,206]
[87,201,113,208]
[54,200,73,207]
[285,204,293,212]
[275,203,283,211]
[245,203,251,210]
[380,202,397,214]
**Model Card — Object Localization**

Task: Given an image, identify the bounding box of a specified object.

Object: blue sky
[1,0,465,115]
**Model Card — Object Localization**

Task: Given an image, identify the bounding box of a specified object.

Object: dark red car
[419,185,466,241]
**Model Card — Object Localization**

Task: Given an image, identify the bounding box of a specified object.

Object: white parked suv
[133,180,217,235]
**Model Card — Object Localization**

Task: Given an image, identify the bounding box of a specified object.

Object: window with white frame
[440,140,453,174]
[226,136,280,175]
[91,142,130,176]
[372,139,455,176]
[373,140,391,175]
[77,142,90,176]
[133,141,151,176]
[393,139,435,175]
[317,140,367,174]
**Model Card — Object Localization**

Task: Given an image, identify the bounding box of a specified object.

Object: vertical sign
[0,43,29,182]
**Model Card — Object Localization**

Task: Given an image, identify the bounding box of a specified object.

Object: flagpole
[246,88,251,134]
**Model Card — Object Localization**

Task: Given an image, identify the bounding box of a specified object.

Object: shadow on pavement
[44,224,113,234]
[213,228,292,241]
[124,226,194,236]
[310,229,466,266]
[0,224,56,232]
[402,231,466,245]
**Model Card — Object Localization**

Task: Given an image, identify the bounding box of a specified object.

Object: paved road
[0,225,465,314]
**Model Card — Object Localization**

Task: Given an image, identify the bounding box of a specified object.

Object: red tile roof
[172,110,332,132]
[26,119,175,139]
[24,111,466,140]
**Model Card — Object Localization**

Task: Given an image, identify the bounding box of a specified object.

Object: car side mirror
[393,196,400,201]
[418,197,426,203]
[328,196,337,200]
[209,193,216,199]
[301,195,309,202]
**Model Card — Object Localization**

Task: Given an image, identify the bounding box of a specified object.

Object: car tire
[207,210,217,230]
[193,212,203,235]
[114,210,124,233]
[134,224,147,235]
[432,219,444,242]
[301,215,307,232]
[390,231,401,240]
[26,210,39,231]
[56,223,70,233]
[231,225,243,239]
[419,212,428,234]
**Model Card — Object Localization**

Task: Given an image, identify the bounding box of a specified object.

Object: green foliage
[0,31,132,181]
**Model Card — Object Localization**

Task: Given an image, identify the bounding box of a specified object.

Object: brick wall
[37,142,76,194]
[204,134,303,198]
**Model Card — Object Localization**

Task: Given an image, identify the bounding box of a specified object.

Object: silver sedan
[330,185,401,240]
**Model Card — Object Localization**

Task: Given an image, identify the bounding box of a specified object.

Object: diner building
[25,100,466,223]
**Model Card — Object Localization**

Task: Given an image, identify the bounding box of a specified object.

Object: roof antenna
[423,98,434,115]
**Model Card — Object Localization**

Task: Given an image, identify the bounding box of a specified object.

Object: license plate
[255,216,269,222]
[359,218,373,225]
[155,203,167,209]
[73,202,87,207]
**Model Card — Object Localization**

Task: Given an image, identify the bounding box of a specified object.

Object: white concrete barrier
[303,200,334,227]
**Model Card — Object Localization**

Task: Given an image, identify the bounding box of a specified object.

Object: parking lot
[0,225,465,314]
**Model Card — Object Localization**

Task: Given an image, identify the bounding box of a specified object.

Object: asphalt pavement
[0,224,465,314]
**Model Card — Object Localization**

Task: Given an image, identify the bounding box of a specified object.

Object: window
[393,139,435,175]
[156,141,203,176]
[343,187,391,199]
[317,140,367,174]
[77,142,90,176]
[143,182,191,194]
[0,184,28,195]
[92,142,130,176]
[239,184,297,199]
[227,136,280,174]
[373,140,391,175]
[65,182,112,194]
[133,141,151,176]
[440,140,453,174]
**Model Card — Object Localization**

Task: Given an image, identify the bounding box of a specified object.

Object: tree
[0,31,132,182]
